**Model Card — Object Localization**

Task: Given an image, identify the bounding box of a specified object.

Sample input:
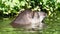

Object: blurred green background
[0,0,60,34]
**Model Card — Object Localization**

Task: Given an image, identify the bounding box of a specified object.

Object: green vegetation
[0,0,60,34]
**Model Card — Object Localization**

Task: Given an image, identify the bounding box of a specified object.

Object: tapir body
[10,9,47,30]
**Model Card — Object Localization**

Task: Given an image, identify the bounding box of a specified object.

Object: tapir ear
[31,11,34,18]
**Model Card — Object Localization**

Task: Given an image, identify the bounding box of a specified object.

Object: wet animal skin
[10,9,47,31]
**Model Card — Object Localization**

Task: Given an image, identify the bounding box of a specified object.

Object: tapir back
[10,9,33,28]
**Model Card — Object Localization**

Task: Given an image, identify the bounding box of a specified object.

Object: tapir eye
[43,13,46,16]
[40,13,46,17]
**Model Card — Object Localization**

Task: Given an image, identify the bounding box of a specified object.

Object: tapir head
[38,12,47,22]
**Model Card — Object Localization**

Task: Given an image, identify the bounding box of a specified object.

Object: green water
[0,11,60,34]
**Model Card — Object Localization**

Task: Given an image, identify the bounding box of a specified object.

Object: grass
[0,11,60,34]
